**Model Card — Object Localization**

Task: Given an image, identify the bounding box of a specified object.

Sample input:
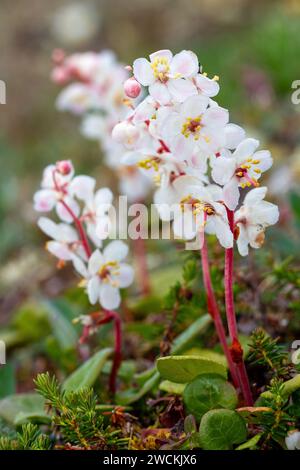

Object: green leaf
[184,348,227,369]
[116,372,160,405]
[62,348,112,392]
[43,299,78,350]
[199,409,247,450]
[0,394,48,425]
[183,374,238,421]
[236,433,263,450]
[171,315,211,354]
[157,355,227,383]
[159,380,186,395]
[0,364,16,398]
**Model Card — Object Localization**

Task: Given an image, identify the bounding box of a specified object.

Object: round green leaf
[0,393,49,425]
[157,355,227,383]
[159,380,186,395]
[183,373,238,421]
[199,409,247,450]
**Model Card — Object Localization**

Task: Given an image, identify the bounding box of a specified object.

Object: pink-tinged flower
[33,163,80,223]
[133,50,199,104]
[73,241,134,310]
[37,216,86,262]
[170,178,233,248]
[234,187,279,256]
[211,138,273,210]
[160,95,229,158]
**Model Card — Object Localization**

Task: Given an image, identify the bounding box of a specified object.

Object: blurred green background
[0,0,300,393]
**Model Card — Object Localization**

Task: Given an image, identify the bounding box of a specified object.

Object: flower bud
[112,121,140,147]
[51,66,70,84]
[56,160,73,175]
[124,77,141,99]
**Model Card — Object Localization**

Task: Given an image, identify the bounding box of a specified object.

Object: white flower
[234,187,279,256]
[170,177,233,248]
[38,216,86,262]
[56,83,101,115]
[33,163,80,223]
[285,430,300,450]
[160,95,229,159]
[211,138,273,210]
[73,241,134,310]
[133,49,199,105]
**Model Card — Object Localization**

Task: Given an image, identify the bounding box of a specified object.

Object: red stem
[107,310,122,396]
[225,209,253,405]
[201,240,240,389]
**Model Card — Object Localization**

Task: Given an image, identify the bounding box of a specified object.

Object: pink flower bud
[56,160,73,175]
[52,48,65,65]
[124,78,141,99]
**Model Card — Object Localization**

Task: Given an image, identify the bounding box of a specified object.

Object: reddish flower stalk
[134,236,151,296]
[60,199,92,258]
[225,209,253,405]
[201,240,240,389]
[106,310,122,396]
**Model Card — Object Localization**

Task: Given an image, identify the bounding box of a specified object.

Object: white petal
[253,150,273,172]
[133,58,155,86]
[73,256,88,277]
[253,201,279,226]
[149,82,171,105]
[104,240,128,262]
[224,124,246,150]
[170,50,199,78]
[244,187,267,205]
[234,138,259,161]
[87,276,101,305]
[211,157,236,185]
[167,78,197,103]
[213,216,233,249]
[181,95,209,118]
[118,263,135,288]
[38,217,60,239]
[94,187,113,210]
[236,224,249,256]
[202,106,229,128]
[88,249,104,275]
[33,190,56,212]
[285,432,300,451]
[195,74,219,97]
[69,176,96,202]
[222,177,240,210]
[149,49,173,62]
[99,284,121,310]
[46,241,73,260]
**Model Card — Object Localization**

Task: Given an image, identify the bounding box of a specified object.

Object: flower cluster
[34,160,134,310]
[52,49,152,202]
[112,49,279,255]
